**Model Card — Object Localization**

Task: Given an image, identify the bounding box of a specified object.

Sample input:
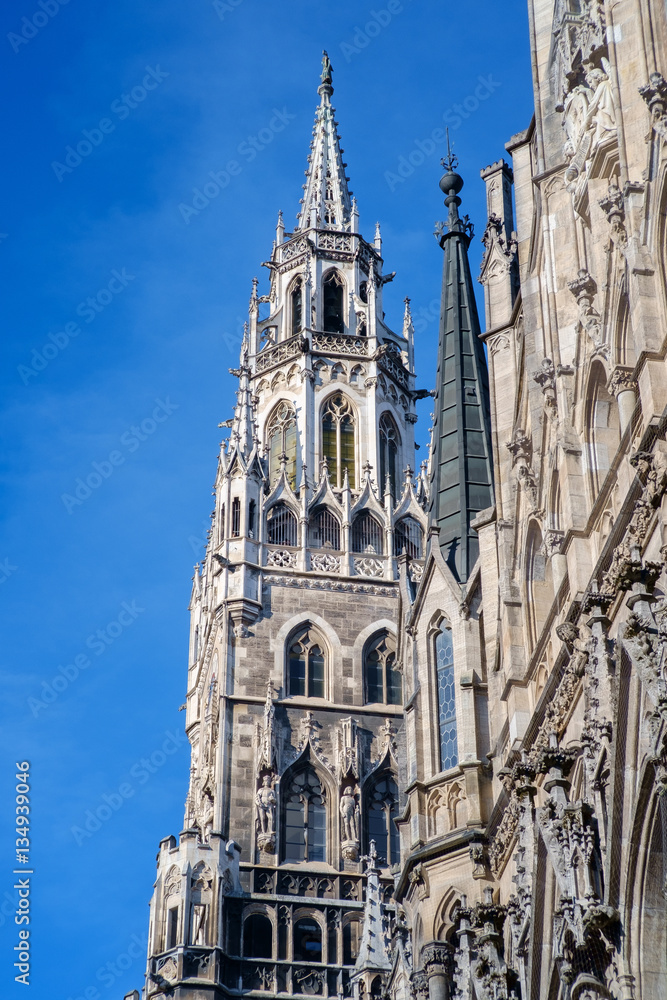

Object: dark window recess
[220,503,225,540]
[288,627,325,698]
[351,512,384,554]
[367,776,400,866]
[323,271,344,333]
[364,633,401,706]
[394,517,423,559]
[243,913,273,958]
[284,769,326,863]
[231,497,241,537]
[359,281,368,303]
[248,500,256,538]
[266,503,298,546]
[166,908,178,949]
[309,507,341,549]
[379,412,400,500]
[343,920,360,964]
[291,281,303,336]
[293,918,322,962]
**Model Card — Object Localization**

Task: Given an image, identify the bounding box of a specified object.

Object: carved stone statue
[340,785,359,842]
[256,775,276,851]
[583,63,616,148]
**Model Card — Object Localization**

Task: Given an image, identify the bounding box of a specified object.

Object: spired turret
[142,53,428,1000]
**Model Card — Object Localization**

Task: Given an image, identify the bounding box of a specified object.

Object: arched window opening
[219,503,226,541]
[284,768,327,862]
[243,913,273,958]
[193,626,199,662]
[343,919,361,965]
[293,918,322,962]
[394,517,423,559]
[435,627,458,771]
[287,626,326,698]
[367,776,399,866]
[309,507,341,550]
[359,281,368,304]
[364,632,401,705]
[231,497,241,537]
[525,523,554,649]
[266,401,298,487]
[351,511,384,554]
[323,271,344,334]
[291,280,303,337]
[267,503,298,547]
[248,499,256,538]
[322,394,356,488]
[379,412,400,501]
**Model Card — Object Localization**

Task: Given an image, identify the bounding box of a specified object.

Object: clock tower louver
[140,53,428,1000]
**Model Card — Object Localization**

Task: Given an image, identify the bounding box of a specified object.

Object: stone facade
[136,4,667,998]
[396,2,667,999]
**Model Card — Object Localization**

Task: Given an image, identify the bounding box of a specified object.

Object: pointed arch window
[366,776,399,866]
[379,412,400,501]
[231,497,241,537]
[435,627,458,771]
[322,393,356,488]
[283,768,327,862]
[267,503,298,547]
[294,917,323,962]
[323,271,344,333]
[287,626,326,698]
[266,401,298,487]
[291,279,303,337]
[309,507,341,550]
[364,632,401,705]
[351,511,384,554]
[394,517,423,559]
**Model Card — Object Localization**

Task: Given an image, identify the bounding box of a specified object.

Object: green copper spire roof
[428,149,494,583]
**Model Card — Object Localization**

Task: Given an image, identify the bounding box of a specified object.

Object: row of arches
[242,910,361,965]
[266,504,423,558]
[283,268,361,341]
[265,394,402,497]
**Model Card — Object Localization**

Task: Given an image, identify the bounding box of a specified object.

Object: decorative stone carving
[311,552,340,573]
[478,212,518,285]
[606,365,636,398]
[543,529,565,559]
[267,548,297,568]
[532,357,557,410]
[639,71,667,138]
[408,863,429,900]
[598,181,627,248]
[354,557,384,578]
[568,269,605,352]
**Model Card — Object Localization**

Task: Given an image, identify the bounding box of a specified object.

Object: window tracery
[379,412,400,500]
[266,401,298,487]
[283,768,327,863]
[322,394,356,488]
[435,627,458,771]
[366,775,399,866]
[364,632,401,705]
[287,626,326,698]
[323,271,344,333]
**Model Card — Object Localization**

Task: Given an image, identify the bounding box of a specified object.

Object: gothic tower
[141,53,428,1000]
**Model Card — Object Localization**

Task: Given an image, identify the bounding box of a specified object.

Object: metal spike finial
[441,128,458,172]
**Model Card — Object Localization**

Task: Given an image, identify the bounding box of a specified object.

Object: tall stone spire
[428,144,494,582]
[351,841,392,999]
[227,322,256,459]
[295,51,353,231]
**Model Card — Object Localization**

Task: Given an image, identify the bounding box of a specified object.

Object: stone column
[607,366,637,434]
[421,944,450,1000]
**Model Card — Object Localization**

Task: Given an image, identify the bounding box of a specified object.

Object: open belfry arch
[136,2,667,994]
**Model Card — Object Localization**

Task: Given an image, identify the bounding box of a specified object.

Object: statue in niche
[256,774,277,851]
[583,61,616,148]
[340,785,360,860]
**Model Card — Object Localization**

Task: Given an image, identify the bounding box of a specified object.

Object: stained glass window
[321,394,356,488]
[367,776,399,866]
[435,627,458,770]
[288,627,326,698]
[364,633,401,705]
[266,401,298,487]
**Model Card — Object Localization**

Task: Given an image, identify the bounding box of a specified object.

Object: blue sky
[0,1,532,996]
